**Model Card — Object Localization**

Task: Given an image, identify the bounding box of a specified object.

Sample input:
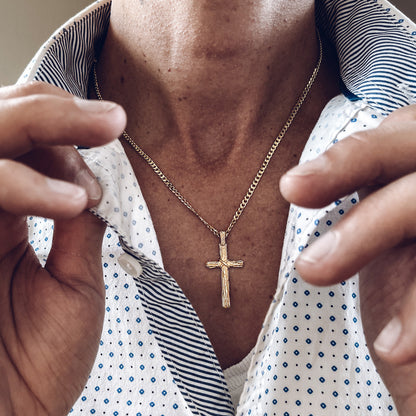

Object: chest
[121,128,308,369]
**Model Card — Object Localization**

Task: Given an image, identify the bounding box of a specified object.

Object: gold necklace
[92,33,322,308]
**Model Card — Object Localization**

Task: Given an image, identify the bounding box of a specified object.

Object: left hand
[280,104,416,415]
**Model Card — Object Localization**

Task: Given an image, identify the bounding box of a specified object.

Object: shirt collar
[20,0,416,114]
[18,0,416,259]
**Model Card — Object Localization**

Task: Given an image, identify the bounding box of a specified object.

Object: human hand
[0,82,126,415]
[280,104,416,414]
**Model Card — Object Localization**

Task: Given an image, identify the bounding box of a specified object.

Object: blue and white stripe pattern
[120,241,234,416]
[20,1,111,97]
[317,0,416,113]
[21,0,416,115]
[21,1,416,415]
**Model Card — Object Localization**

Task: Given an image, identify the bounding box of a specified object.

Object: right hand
[0,82,126,415]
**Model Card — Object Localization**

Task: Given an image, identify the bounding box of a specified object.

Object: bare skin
[1,0,416,415]
[95,0,340,368]
[0,83,126,415]
[281,105,416,414]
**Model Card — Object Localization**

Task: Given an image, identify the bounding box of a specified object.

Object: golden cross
[206,231,244,308]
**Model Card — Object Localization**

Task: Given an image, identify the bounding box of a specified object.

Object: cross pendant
[206,231,244,308]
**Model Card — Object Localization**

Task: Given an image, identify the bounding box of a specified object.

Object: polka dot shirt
[23,0,416,414]
[28,96,396,416]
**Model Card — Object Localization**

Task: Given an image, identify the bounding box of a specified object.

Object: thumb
[46,211,106,296]
[0,367,12,416]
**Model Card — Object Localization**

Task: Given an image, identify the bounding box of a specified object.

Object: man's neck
[96,0,319,165]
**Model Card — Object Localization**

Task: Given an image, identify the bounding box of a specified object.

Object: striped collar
[19,2,416,415]
[20,0,416,115]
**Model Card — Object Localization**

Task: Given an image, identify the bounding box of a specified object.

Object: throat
[120,110,319,368]
[96,1,320,165]
[94,0,341,369]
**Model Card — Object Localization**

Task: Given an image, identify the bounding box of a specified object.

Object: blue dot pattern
[23,0,416,414]
[236,97,396,415]
[27,98,397,416]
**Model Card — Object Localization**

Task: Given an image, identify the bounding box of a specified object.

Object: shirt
[20,0,416,415]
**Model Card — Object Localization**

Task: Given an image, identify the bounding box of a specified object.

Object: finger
[280,119,416,208]
[294,172,416,285]
[46,211,106,297]
[359,246,416,414]
[374,283,416,365]
[18,146,102,207]
[359,242,416,365]
[0,160,89,218]
[0,94,126,158]
[0,81,72,100]
[0,365,12,416]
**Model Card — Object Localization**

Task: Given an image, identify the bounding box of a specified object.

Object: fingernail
[75,169,102,201]
[46,178,86,201]
[374,317,402,355]
[74,98,119,113]
[298,231,337,264]
[285,157,327,178]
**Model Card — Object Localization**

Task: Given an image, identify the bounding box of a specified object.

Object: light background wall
[396,0,416,20]
[0,0,91,85]
[0,0,415,85]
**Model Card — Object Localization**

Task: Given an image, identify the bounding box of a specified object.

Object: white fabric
[21,0,416,414]
[224,349,254,410]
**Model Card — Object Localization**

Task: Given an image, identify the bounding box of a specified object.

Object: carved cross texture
[206,231,244,308]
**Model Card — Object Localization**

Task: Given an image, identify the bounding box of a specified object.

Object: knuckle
[0,82,70,102]
[48,147,85,176]
[0,84,22,99]
[346,130,374,147]
[17,94,68,137]
[344,131,384,182]
[5,94,50,122]
[0,160,16,201]
[384,104,416,124]
[14,96,50,142]
[20,81,56,96]
[22,93,49,108]
[0,83,44,99]
[345,131,377,164]
[0,159,16,174]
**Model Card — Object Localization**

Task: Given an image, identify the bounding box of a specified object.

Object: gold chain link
[92,33,322,239]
